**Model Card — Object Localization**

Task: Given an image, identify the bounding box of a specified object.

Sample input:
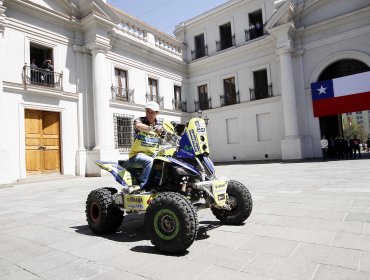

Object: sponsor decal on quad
[129,197,143,203]
[127,204,144,209]
[189,129,200,152]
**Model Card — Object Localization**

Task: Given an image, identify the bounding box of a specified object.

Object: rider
[127,101,163,191]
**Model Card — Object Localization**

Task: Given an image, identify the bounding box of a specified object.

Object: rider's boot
[123,185,140,194]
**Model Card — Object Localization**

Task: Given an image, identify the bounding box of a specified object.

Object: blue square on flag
[311,80,334,100]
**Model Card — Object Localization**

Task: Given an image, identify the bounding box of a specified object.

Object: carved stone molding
[0,0,7,36]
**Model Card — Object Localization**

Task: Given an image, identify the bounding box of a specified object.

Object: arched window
[318,59,370,81]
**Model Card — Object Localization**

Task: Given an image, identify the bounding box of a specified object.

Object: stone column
[278,47,299,137]
[73,44,87,176]
[86,44,116,176]
[277,46,303,159]
[91,48,111,149]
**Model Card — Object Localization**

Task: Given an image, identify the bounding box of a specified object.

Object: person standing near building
[127,101,163,192]
[320,135,329,161]
[42,59,54,86]
[366,137,370,154]
[352,135,362,159]
[30,58,38,84]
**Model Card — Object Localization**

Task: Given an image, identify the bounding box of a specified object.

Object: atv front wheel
[145,192,198,254]
[86,188,123,234]
[211,180,252,225]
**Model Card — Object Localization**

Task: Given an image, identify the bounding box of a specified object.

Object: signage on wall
[311,71,370,117]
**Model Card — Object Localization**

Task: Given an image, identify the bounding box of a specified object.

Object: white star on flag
[317,85,327,95]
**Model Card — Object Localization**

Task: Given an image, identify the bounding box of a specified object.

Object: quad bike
[86,117,253,253]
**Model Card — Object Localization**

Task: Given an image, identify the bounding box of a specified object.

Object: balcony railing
[220,91,240,107]
[195,97,212,111]
[146,93,164,108]
[216,35,235,51]
[173,99,187,112]
[245,24,266,42]
[250,84,273,101]
[111,86,135,103]
[191,45,208,60]
[23,64,63,90]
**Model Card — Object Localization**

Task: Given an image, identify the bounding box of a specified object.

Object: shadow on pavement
[196,220,222,240]
[72,213,149,243]
[72,216,224,256]
[130,245,188,257]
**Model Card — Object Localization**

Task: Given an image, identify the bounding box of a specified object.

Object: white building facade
[1,0,369,184]
[175,0,370,162]
[0,0,188,184]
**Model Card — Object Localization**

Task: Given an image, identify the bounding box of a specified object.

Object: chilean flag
[311,71,370,117]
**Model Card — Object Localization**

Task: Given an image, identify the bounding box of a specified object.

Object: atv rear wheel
[145,192,198,254]
[211,180,252,225]
[86,188,123,234]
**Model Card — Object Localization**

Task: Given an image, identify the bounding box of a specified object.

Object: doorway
[318,59,370,138]
[25,109,61,174]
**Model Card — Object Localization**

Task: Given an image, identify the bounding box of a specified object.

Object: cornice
[265,0,297,30]
[4,0,80,31]
[108,4,179,42]
[298,5,370,35]
[6,18,70,45]
[106,46,186,79]
[109,29,183,62]
[85,35,111,53]
[0,0,7,35]
[3,81,79,101]
[80,11,115,31]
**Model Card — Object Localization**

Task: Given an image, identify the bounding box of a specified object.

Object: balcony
[250,84,273,101]
[195,98,212,111]
[173,99,187,112]
[23,64,63,90]
[146,93,164,108]
[220,91,240,107]
[111,86,135,103]
[191,45,208,60]
[216,35,235,52]
[245,25,266,42]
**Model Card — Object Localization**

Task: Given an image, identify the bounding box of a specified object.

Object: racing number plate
[212,180,227,207]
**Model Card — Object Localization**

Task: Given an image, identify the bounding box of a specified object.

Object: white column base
[86,147,118,177]
[75,149,87,176]
[281,137,303,160]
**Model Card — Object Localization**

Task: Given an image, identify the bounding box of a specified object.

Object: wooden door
[25,109,60,174]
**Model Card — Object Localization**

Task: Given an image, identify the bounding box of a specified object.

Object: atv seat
[118,160,143,184]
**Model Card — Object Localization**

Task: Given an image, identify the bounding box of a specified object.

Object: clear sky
[107,0,228,36]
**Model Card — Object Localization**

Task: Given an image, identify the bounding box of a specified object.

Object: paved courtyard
[1,158,370,280]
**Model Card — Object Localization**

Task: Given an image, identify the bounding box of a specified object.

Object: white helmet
[145,101,159,112]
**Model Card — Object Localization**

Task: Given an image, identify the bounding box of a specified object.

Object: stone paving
[0,158,370,279]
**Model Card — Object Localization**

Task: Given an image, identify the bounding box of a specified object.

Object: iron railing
[250,84,273,101]
[146,93,164,108]
[23,64,63,90]
[216,34,235,51]
[220,91,240,107]
[245,24,266,42]
[173,99,187,112]
[191,45,208,60]
[111,86,135,103]
[195,97,212,111]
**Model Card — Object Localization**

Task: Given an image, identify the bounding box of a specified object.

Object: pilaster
[270,23,303,159]
[85,42,116,176]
